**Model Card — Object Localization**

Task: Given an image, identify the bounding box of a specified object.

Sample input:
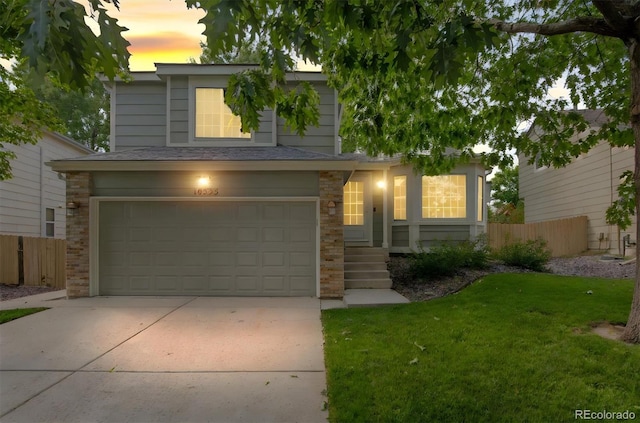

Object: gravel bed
[391,255,636,303]
[0,284,61,302]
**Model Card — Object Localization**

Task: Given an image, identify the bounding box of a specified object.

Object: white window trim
[420,173,469,221]
[185,76,256,147]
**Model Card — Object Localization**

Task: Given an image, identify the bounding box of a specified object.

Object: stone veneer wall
[66,172,91,298]
[319,171,345,298]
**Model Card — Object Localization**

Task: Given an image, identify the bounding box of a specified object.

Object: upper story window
[422,175,466,219]
[194,88,251,139]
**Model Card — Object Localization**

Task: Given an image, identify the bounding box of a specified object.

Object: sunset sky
[101,0,206,71]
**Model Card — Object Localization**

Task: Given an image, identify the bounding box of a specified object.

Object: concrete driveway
[0,294,328,423]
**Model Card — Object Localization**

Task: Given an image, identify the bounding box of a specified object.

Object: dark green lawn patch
[322,273,640,422]
[0,307,48,324]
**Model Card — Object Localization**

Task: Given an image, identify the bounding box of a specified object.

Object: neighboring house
[519,109,635,255]
[49,64,488,299]
[0,131,93,239]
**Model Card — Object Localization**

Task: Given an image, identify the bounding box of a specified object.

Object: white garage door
[98,200,317,296]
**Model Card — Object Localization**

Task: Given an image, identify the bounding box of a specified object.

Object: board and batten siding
[114,81,167,149]
[92,171,320,198]
[0,133,92,238]
[519,140,635,253]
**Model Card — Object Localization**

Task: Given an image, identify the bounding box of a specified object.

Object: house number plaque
[193,188,219,196]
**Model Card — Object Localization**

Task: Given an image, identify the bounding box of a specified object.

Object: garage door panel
[263,227,285,242]
[183,277,207,291]
[264,204,286,220]
[182,252,207,265]
[290,276,314,293]
[156,276,180,291]
[130,252,152,266]
[209,228,234,242]
[237,204,260,220]
[237,227,259,242]
[209,252,233,266]
[263,252,285,267]
[290,227,313,242]
[208,276,232,291]
[263,276,286,292]
[155,252,181,266]
[237,276,259,293]
[99,201,316,296]
[236,252,258,266]
[130,276,151,291]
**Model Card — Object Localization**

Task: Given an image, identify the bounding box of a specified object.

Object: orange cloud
[127,32,204,70]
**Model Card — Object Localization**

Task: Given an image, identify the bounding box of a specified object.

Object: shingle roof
[56,146,351,162]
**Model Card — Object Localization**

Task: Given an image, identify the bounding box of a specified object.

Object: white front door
[343,173,373,246]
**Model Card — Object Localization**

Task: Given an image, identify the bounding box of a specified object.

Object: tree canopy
[0,0,126,179]
[488,165,523,224]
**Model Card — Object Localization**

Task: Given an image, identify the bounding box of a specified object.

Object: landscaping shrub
[493,238,551,271]
[410,238,489,279]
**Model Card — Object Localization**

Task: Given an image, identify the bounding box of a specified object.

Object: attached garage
[95,199,318,296]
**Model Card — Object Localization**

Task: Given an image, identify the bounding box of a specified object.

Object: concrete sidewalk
[0,296,328,423]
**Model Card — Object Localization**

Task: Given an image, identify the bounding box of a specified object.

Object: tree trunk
[622,39,640,343]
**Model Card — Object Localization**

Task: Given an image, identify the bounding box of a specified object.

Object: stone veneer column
[319,171,344,298]
[66,172,91,298]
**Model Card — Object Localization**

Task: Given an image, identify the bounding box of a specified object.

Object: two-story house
[49,64,488,299]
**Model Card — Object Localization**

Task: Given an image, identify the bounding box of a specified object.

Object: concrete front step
[344,262,388,272]
[345,279,393,289]
[344,254,389,263]
[345,247,389,256]
[345,269,391,280]
[344,247,392,289]
[342,289,410,308]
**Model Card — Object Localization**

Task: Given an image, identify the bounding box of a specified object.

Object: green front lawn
[322,273,640,422]
[0,308,48,324]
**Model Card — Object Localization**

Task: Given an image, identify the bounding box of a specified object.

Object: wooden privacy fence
[0,235,66,289]
[487,216,588,257]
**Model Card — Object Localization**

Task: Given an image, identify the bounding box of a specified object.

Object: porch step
[345,279,394,289]
[344,262,388,272]
[344,247,392,290]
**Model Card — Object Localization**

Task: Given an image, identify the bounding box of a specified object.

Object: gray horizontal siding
[170,77,189,145]
[392,226,410,247]
[419,225,470,249]
[92,171,320,197]
[519,139,635,252]
[1,134,90,238]
[277,84,335,154]
[115,82,166,149]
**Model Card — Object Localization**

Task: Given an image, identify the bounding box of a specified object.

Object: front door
[343,173,372,246]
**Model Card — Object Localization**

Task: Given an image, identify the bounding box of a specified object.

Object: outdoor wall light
[197,176,211,188]
[66,201,79,217]
[376,180,387,189]
[327,200,336,215]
